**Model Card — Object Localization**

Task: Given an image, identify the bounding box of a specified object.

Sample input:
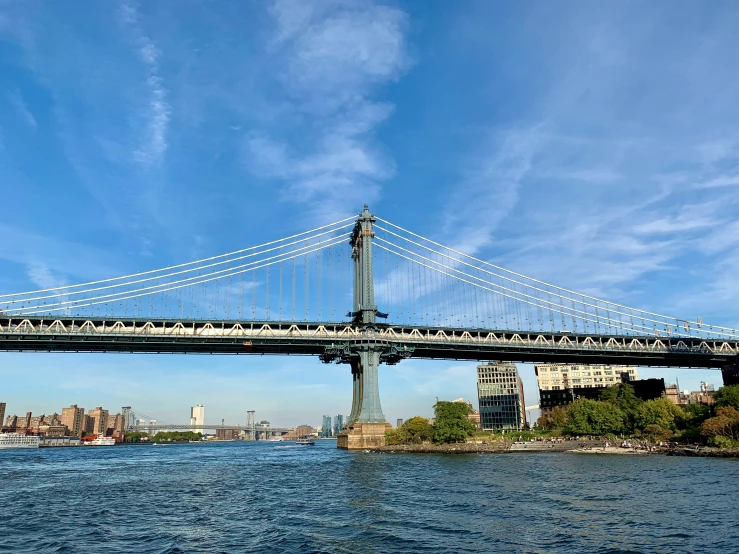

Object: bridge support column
[347,359,362,423]
[722,361,739,387]
[332,205,399,449]
[337,347,390,449]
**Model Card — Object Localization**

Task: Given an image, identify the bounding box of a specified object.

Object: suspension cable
[0,217,355,299]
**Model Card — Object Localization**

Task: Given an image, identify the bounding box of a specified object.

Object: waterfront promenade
[1,440,737,553]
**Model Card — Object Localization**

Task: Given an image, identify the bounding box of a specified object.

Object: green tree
[599,383,642,431]
[384,428,408,445]
[701,406,739,442]
[403,416,434,444]
[150,431,202,443]
[642,424,673,442]
[432,401,477,444]
[565,399,625,435]
[123,431,149,443]
[634,398,685,432]
[714,385,739,410]
[536,406,567,430]
[682,403,711,427]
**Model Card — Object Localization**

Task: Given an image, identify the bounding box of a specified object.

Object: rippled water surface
[1,441,737,553]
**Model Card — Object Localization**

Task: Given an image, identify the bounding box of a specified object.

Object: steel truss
[1,316,737,368]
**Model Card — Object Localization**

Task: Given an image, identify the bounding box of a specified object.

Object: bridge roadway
[1,316,738,368]
[130,424,289,433]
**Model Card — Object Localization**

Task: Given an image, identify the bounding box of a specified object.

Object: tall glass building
[477,362,526,431]
[321,415,332,437]
[333,414,344,436]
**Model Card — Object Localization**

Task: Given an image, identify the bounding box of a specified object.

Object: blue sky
[1,1,738,427]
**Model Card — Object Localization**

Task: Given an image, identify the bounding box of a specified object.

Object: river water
[0,440,736,553]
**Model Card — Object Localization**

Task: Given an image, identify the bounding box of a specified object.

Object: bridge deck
[1,317,737,369]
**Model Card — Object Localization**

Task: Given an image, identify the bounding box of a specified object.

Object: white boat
[269,436,284,442]
[295,436,315,446]
[85,436,116,446]
[0,433,41,449]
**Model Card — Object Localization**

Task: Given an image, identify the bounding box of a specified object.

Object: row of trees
[386,401,477,445]
[537,383,739,446]
[123,431,203,443]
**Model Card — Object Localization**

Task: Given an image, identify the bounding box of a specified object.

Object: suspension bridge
[1,205,737,448]
[122,407,289,439]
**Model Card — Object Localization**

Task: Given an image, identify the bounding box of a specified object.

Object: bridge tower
[246,410,256,441]
[326,205,412,449]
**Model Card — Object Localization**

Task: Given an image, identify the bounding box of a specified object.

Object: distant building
[61,405,85,436]
[536,364,642,416]
[0,403,5,429]
[477,362,526,431]
[190,404,205,432]
[28,415,45,433]
[216,429,239,440]
[83,415,94,435]
[87,407,109,436]
[688,390,715,405]
[396,418,404,429]
[39,425,67,437]
[122,407,134,430]
[322,415,332,437]
[333,415,344,436]
[109,413,125,435]
[295,424,313,437]
[285,424,314,440]
[536,363,638,391]
[14,412,32,433]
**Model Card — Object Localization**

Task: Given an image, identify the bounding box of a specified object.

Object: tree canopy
[634,398,684,431]
[700,406,739,444]
[714,384,739,410]
[432,401,477,443]
[386,416,434,445]
[566,398,625,435]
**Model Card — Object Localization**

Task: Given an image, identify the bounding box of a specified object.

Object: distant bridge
[129,424,289,433]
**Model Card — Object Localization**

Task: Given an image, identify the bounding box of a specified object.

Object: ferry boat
[0,433,41,449]
[295,436,316,446]
[85,436,116,446]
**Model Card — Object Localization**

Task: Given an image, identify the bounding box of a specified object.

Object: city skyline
[1,2,738,423]
[0,353,719,428]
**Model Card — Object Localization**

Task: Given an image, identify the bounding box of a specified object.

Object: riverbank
[375,440,601,454]
[374,442,739,458]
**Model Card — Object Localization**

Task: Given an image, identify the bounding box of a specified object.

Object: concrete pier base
[337,422,392,450]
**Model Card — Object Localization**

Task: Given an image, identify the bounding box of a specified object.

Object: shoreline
[374,442,739,459]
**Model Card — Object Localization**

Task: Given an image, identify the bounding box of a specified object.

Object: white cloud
[7,89,36,128]
[698,175,739,188]
[428,4,739,324]
[26,262,67,289]
[440,123,545,255]
[242,1,410,221]
[119,3,171,166]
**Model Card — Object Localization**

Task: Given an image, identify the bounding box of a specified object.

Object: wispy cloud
[698,175,739,188]
[26,262,67,289]
[119,2,170,166]
[243,0,410,221]
[433,3,739,322]
[7,88,36,128]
